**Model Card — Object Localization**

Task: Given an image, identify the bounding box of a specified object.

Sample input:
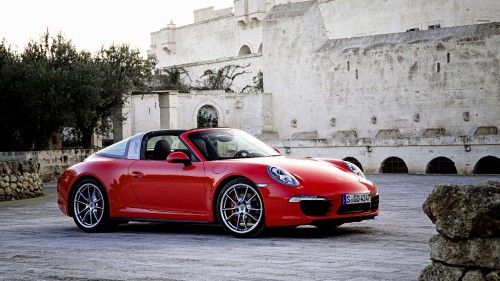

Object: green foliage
[199,64,249,92]
[0,32,156,150]
[155,67,191,92]
[242,70,264,94]
[253,70,263,92]
[197,106,218,128]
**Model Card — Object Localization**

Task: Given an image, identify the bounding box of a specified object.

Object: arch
[343,157,364,172]
[426,157,457,174]
[197,105,219,128]
[473,156,500,174]
[380,157,408,174]
[238,45,252,56]
[258,43,263,53]
[193,101,224,128]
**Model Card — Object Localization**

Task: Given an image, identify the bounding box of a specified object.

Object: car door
[128,133,207,216]
[128,160,206,215]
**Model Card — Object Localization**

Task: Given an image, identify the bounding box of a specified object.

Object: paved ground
[1,175,499,281]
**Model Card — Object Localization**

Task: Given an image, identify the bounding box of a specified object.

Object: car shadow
[114,221,378,239]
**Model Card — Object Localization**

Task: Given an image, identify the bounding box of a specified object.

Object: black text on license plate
[342,193,371,205]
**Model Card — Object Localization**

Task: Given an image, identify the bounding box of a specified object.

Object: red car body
[57,128,378,237]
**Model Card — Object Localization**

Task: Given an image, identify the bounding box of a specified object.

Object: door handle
[131,171,144,179]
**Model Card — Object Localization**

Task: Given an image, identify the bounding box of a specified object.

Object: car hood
[229,156,372,191]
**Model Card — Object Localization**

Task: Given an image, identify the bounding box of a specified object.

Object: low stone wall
[419,181,500,281]
[0,161,44,202]
[0,149,97,182]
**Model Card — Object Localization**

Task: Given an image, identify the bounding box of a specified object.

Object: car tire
[216,178,266,238]
[72,179,111,233]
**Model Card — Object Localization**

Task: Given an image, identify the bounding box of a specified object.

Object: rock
[5,187,11,196]
[0,188,4,196]
[422,181,500,239]
[429,234,500,269]
[486,270,500,281]
[418,261,465,281]
[463,270,486,281]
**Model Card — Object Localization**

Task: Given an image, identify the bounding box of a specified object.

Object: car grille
[337,203,370,214]
[299,195,379,216]
[300,200,331,216]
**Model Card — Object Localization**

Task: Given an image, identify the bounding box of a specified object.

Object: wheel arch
[211,175,255,225]
[67,175,108,217]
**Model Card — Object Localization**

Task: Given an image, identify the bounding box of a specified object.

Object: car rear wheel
[216,179,265,238]
[72,179,110,232]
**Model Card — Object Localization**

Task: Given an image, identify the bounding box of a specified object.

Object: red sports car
[57,128,379,237]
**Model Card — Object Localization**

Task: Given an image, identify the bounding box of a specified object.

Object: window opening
[380,157,408,174]
[426,157,457,174]
[473,156,500,174]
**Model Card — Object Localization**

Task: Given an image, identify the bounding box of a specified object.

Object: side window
[144,134,196,161]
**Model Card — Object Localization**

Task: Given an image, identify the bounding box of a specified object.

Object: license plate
[342,193,371,205]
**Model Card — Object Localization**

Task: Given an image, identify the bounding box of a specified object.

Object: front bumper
[261,185,379,227]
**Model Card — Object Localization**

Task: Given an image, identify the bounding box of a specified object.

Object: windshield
[188,129,280,160]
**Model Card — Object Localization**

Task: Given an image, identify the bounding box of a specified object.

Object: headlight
[344,161,365,179]
[266,166,299,187]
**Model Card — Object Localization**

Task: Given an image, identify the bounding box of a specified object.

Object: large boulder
[422,181,500,239]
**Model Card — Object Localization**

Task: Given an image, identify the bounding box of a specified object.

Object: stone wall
[0,161,43,202]
[0,149,97,182]
[264,4,500,140]
[419,181,500,281]
[318,0,500,39]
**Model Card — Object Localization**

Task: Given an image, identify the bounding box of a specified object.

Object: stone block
[463,270,487,281]
[418,261,465,281]
[429,234,500,269]
[486,270,500,281]
[423,181,500,238]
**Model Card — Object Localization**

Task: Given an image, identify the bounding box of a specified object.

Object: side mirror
[167,152,192,167]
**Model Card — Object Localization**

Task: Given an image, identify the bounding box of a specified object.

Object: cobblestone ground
[0,175,499,281]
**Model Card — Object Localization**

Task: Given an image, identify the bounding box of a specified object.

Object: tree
[0,41,25,149]
[0,32,156,150]
[18,32,76,150]
[66,44,156,148]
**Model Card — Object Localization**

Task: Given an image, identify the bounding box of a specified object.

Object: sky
[0,0,234,56]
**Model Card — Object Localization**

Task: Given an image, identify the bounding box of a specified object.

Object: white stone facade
[125,0,500,174]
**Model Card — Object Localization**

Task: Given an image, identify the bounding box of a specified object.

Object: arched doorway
[343,157,364,172]
[426,157,457,174]
[473,156,500,174]
[197,105,218,128]
[380,157,408,174]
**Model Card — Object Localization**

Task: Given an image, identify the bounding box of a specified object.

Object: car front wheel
[216,179,265,238]
[72,179,110,232]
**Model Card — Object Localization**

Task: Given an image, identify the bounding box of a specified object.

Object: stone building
[119,0,500,175]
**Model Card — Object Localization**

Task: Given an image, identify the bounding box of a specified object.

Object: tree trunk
[81,128,93,149]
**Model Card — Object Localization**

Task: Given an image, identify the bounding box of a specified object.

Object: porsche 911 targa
[57,128,379,237]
